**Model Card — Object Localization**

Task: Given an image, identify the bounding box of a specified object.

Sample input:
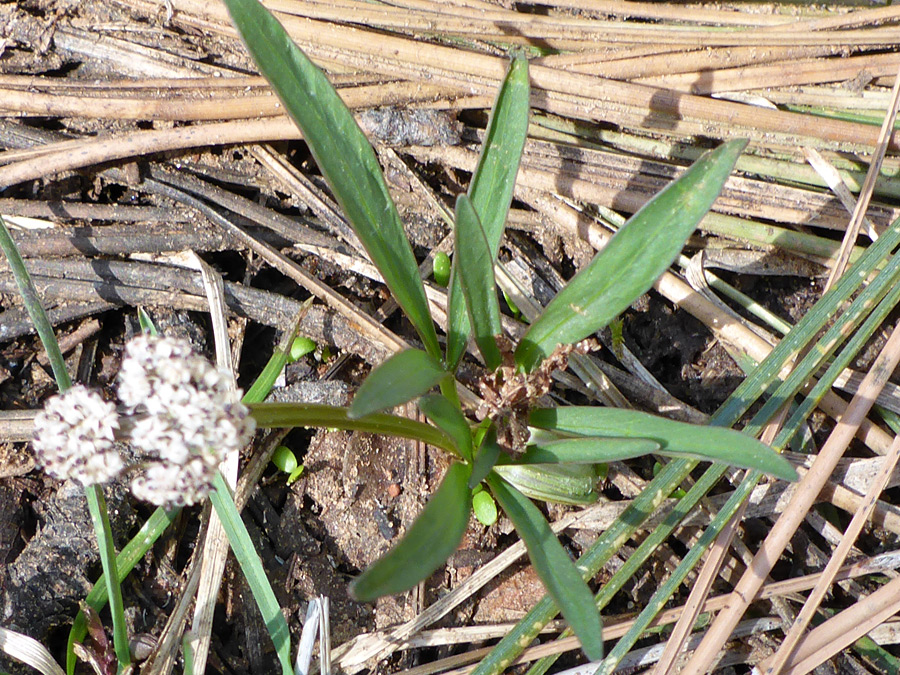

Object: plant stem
[67,507,179,675]
[84,486,131,673]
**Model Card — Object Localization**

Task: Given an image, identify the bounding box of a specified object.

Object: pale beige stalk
[681,318,900,674]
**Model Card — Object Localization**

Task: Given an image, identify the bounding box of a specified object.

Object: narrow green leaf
[351,462,472,600]
[223,0,440,359]
[67,508,179,675]
[251,402,456,454]
[446,57,530,369]
[418,393,473,461]
[515,139,748,372]
[84,487,131,672]
[521,435,661,464]
[454,194,503,370]
[244,298,313,405]
[486,473,603,660]
[348,349,447,419]
[469,425,501,488]
[0,215,71,391]
[530,407,797,482]
[210,473,292,675]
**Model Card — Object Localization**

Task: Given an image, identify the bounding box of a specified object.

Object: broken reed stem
[681,316,900,674]
[761,430,900,674]
[825,61,900,289]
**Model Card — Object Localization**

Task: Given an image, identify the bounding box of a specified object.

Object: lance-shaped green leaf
[418,393,473,462]
[223,0,440,360]
[521,434,661,464]
[446,57,530,370]
[351,462,472,601]
[454,194,503,370]
[251,402,455,453]
[348,348,447,419]
[486,473,604,660]
[469,425,502,488]
[530,407,797,482]
[515,139,748,372]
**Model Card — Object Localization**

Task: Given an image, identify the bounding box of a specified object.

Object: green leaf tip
[445,56,530,370]
[351,462,471,601]
[222,0,440,360]
[348,349,447,419]
[515,138,748,372]
[530,407,797,482]
[487,473,603,660]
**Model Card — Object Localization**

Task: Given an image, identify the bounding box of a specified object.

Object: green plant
[222,0,795,660]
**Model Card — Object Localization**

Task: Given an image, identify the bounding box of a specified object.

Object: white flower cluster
[32,385,123,487]
[118,335,256,505]
[32,335,255,506]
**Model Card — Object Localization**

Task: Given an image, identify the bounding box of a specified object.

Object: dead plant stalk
[681,317,900,673]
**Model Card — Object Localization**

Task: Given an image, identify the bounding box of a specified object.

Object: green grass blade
[530,408,797,482]
[515,139,747,372]
[223,0,440,359]
[351,462,472,600]
[521,436,660,464]
[67,508,179,675]
[486,473,603,660]
[250,402,457,455]
[453,194,503,370]
[596,255,900,674]
[418,393,473,462]
[84,487,130,673]
[446,57,530,369]
[348,348,447,419]
[210,473,292,675]
[244,299,313,404]
[0,215,71,391]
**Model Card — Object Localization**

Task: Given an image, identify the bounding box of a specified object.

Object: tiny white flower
[32,385,123,486]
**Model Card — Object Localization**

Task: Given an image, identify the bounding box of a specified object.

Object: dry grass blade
[187,257,238,675]
[682,318,900,673]
[775,572,900,674]
[825,62,900,289]
[762,431,900,674]
[653,417,788,675]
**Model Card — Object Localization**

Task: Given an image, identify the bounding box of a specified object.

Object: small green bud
[272,445,298,473]
[473,490,498,526]
[433,252,451,287]
[288,336,317,363]
[503,289,521,318]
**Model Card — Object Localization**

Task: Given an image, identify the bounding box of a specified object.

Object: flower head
[117,334,256,506]
[32,385,123,486]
